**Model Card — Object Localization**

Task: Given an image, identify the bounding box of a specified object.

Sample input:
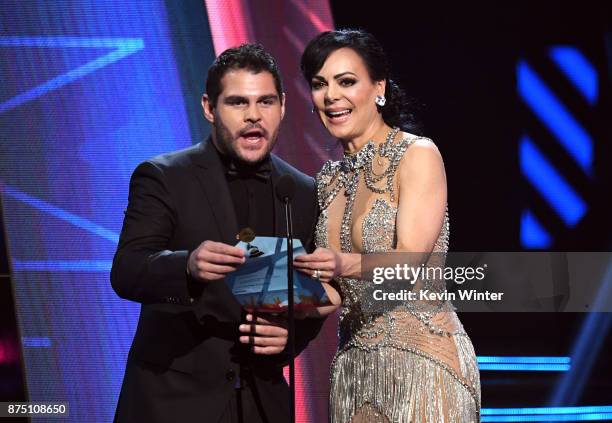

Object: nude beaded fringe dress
[315,128,481,422]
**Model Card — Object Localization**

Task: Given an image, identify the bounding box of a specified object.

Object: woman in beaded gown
[294,30,481,422]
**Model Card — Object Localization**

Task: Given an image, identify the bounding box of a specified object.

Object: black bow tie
[226,159,272,181]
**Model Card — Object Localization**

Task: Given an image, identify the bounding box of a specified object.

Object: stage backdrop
[0,0,335,421]
[1,0,204,421]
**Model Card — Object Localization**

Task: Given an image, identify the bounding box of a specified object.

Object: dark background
[331,1,612,252]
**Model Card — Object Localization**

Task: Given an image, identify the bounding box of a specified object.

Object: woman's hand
[293,247,341,283]
[293,247,343,318]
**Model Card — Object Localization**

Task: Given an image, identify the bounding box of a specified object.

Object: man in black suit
[111,44,331,422]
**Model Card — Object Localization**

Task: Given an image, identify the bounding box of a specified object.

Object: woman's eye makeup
[311,80,325,90]
[339,78,356,87]
[311,78,356,90]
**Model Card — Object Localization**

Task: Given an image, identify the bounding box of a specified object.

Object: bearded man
[111,44,323,423]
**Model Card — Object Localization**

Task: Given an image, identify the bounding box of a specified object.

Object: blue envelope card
[224,237,330,312]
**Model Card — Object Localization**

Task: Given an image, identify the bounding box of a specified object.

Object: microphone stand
[283,196,296,423]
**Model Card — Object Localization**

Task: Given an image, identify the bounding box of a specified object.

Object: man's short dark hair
[205,43,284,107]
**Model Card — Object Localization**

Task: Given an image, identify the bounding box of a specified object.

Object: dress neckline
[340,127,401,172]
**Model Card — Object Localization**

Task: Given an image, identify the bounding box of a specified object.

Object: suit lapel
[190,139,239,245]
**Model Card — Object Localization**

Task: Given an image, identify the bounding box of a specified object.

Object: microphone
[275,174,296,202]
[275,174,296,423]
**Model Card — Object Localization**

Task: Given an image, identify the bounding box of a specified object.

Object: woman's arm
[394,138,447,253]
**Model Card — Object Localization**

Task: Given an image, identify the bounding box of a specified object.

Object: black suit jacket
[111,139,322,422]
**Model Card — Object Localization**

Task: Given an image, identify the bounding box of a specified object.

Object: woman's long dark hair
[300,29,421,134]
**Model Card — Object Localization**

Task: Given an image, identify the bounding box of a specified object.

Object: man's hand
[239,313,288,355]
[187,240,245,282]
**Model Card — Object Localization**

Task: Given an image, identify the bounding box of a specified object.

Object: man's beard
[213,115,278,165]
